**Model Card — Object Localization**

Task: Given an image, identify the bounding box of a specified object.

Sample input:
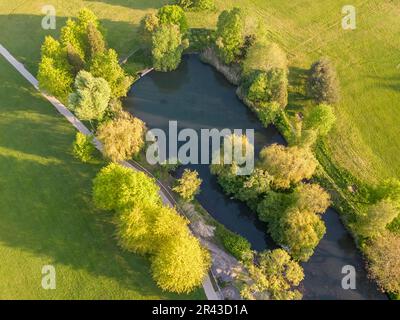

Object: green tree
[92,163,161,211]
[358,200,399,238]
[270,207,326,261]
[90,49,134,98]
[37,36,74,98]
[215,7,244,64]
[87,22,106,59]
[66,43,85,75]
[151,233,210,293]
[259,144,318,189]
[304,104,336,136]
[173,169,202,201]
[157,5,188,33]
[138,13,160,48]
[68,70,111,121]
[307,57,340,104]
[240,249,304,300]
[294,183,331,214]
[152,24,186,72]
[72,132,95,163]
[96,111,146,162]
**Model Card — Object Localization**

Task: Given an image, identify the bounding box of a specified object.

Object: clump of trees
[240,249,304,300]
[215,7,244,64]
[304,103,336,137]
[93,163,210,293]
[307,57,340,104]
[173,169,202,201]
[96,111,146,162]
[38,8,133,100]
[139,5,189,71]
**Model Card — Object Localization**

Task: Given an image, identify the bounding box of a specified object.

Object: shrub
[68,70,111,121]
[216,225,251,260]
[173,169,202,201]
[215,7,244,64]
[92,163,161,211]
[72,132,95,163]
[96,111,146,162]
[294,183,331,214]
[86,22,106,59]
[304,103,336,136]
[307,57,340,104]
[151,233,210,293]
[138,13,160,48]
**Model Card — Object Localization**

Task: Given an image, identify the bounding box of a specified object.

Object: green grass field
[0,56,204,299]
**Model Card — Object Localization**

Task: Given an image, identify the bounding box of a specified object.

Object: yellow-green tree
[151,233,211,293]
[96,111,146,162]
[173,169,202,201]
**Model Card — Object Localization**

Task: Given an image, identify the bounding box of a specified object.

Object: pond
[125,55,386,300]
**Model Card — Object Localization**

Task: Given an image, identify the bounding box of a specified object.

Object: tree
[240,249,304,300]
[92,163,161,211]
[365,232,400,296]
[246,69,288,108]
[176,0,215,10]
[151,24,186,72]
[96,111,146,162]
[37,36,74,98]
[87,22,106,59]
[294,183,331,214]
[173,169,202,201]
[215,7,244,64]
[304,104,336,136]
[151,233,210,293]
[259,144,318,189]
[66,43,85,75]
[72,132,95,163]
[307,57,340,104]
[157,5,188,33]
[138,13,160,47]
[270,207,326,261]
[68,70,111,121]
[357,200,399,238]
[90,49,134,98]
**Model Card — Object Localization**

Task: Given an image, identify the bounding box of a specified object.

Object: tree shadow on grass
[85,0,170,10]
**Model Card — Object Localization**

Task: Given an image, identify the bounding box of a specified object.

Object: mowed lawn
[1,0,398,186]
[0,58,204,299]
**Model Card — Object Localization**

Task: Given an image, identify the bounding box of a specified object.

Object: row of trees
[38,9,210,295]
[93,163,210,293]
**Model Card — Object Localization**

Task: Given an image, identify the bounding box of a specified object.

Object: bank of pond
[126,55,385,300]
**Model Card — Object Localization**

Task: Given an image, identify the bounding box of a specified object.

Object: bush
[307,57,340,104]
[216,225,251,260]
[92,163,161,211]
[157,5,188,33]
[96,111,146,162]
[72,132,95,163]
[176,0,214,10]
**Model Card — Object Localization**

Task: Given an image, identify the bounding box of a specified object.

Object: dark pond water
[125,55,386,300]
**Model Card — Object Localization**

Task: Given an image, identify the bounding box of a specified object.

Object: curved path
[0,43,220,300]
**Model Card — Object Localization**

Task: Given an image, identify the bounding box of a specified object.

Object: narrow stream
[125,55,386,300]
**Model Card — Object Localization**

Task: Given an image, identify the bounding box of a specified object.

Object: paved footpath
[0,43,220,300]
